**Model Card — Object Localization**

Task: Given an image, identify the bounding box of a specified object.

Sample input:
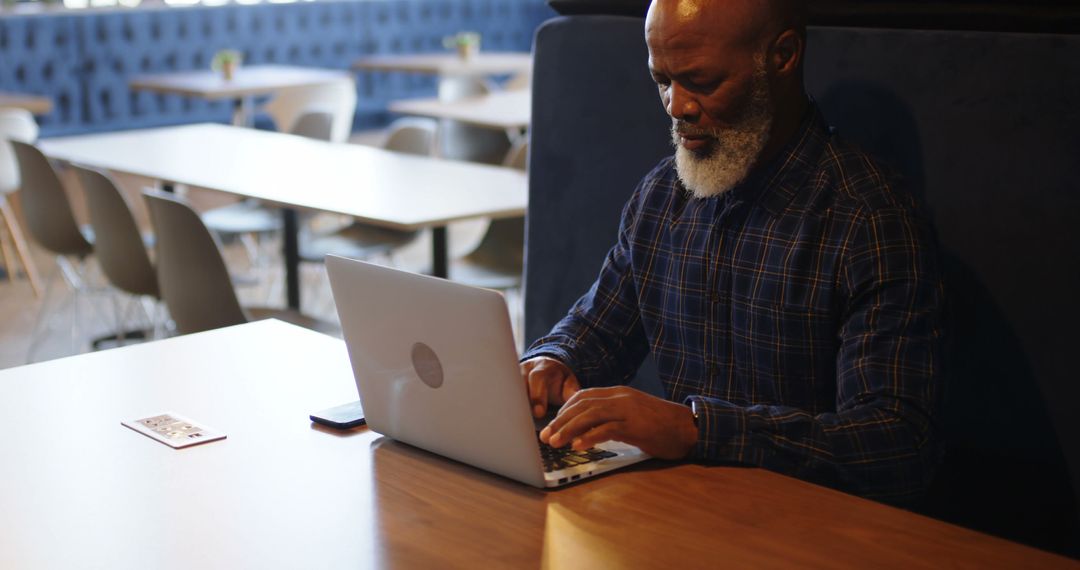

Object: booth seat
[0,0,552,136]
[527,15,1080,556]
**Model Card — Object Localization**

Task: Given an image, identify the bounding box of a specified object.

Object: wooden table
[39,124,527,310]
[129,65,350,126]
[352,51,531,77]
[0,91,53,115]
[0,319,1071,569]
[389,89,531,132]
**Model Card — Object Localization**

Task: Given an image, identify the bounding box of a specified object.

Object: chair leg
[0,220,15,277]
[0,198,43,297]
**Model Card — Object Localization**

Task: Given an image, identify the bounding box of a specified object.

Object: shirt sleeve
[520,176,654,388]
[686,207,944,504]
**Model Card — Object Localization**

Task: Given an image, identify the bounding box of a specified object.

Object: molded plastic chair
[0,109,42,296]
[288,111,335,141]
[143,189,334,336]
[298,117,436,265]
[74,165,165,341]
[73,166,158,299]
[449,140,528,290]
[11,140,101,361]
[261,78,358,144]
[437,78,513,165]
[9,140,93,261]
[200,109,341,276]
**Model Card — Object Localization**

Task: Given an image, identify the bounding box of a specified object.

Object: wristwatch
[689,398,702,428]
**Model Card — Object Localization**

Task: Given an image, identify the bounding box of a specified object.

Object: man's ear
[770,29,803,78]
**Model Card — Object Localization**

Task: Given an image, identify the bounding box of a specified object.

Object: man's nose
[667,84,701,123]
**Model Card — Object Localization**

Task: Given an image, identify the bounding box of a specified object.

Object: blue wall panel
[0,0,554,136]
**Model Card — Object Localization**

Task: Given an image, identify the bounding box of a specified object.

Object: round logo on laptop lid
[411,342,444,388]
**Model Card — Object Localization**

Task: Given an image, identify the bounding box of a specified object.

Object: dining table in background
[0,91,53,115]
[351,51,532,78]
[129,64,351,126]
[388,88,530,139]
[39,123,527,311]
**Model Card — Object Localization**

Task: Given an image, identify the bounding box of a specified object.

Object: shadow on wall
[819,81,1078,555]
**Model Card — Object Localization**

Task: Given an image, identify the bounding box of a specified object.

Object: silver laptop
[326,255,648,488]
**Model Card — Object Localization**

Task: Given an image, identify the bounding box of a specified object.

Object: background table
[389,89,531,132]
[129,65,350,126]
[0,319,1072,568]
[39,124,527,310]
[352,52,531,77]
[0,91,53,115]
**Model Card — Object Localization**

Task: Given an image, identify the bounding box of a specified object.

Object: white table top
[129,65,350,99]
[39,123,527,230]
[0,91,53,115]
[390,89,531,131]
[352,51,531,76]
[0,320,375,568]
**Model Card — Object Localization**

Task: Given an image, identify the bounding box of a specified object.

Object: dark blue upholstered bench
[527,15,1080,556]
[0,0,554,136]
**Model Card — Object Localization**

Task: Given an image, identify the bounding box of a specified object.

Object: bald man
[520,0,944,503]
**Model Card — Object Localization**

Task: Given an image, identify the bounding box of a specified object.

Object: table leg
[283,208,301,310]
[232,96,254,128]
[432,226,448,279]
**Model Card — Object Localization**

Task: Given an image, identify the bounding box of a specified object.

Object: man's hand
[539,386,698,460]
[521,357,582,418]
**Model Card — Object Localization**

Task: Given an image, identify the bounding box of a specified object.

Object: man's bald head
[646,0,806,52]
[645,0,810,197]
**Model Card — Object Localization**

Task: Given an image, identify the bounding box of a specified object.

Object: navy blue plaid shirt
[523,105,944,503]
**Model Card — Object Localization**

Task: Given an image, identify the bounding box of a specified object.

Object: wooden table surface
[129,64,350,99]
[390,89,531,131]
[0,91,53,115]
[0,320,1073,569]
[352,51,532,77]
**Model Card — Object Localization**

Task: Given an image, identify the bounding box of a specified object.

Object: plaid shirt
[523,105,944,503]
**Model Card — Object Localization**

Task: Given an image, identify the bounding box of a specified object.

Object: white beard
[672,65,773,199]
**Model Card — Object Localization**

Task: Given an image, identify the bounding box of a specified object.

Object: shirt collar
[725,101,831,216]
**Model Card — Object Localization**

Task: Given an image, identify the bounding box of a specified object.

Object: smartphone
[310,400,366,429]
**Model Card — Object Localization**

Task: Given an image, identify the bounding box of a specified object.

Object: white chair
[261,77,358,144]
[450,140,528,290]
[436,77,512,165]
[299,117,436,266]
[0,108,43,297]
[203,78,358,280]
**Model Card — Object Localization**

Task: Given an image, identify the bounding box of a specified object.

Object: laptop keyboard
[539,435,618,472]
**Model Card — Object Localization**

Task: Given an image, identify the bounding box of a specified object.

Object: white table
[0,320,367,568]
[39,123,527,310]
[0,91,53,115]
[389,89,531,132]
[352,52,531,77]
[129,65,350,126]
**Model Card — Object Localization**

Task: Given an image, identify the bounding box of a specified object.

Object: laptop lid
[326,255,548,487]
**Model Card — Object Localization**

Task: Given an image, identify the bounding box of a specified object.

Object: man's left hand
[538,386,698,460]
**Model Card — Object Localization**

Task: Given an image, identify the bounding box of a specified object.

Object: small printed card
[122,412,227,449]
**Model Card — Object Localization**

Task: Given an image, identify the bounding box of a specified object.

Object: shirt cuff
[683,395,752,464]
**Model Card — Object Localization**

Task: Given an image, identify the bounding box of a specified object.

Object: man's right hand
[521,356,581,418]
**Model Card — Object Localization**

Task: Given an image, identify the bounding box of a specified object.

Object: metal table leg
[283,208,301,310]
[432,226,448,279]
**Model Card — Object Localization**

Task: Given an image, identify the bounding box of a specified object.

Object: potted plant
[211,49,243,81]
[443,31,481,61]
